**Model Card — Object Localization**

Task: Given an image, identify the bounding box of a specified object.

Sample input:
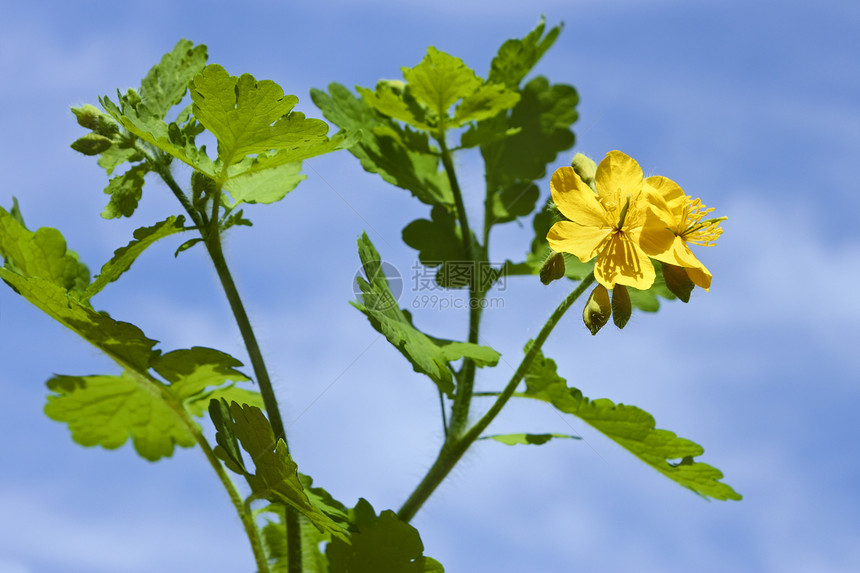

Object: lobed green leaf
[211,401,347,540]
[311,83,453,206]
[100,163,149,219]
[45,372,196,462]
[522,347,742,501]
[327,498,444,573]
[488,16,562,89]
[43,347,261,462]
[139,39,208,120]
[83,216,187,300]
[352,233,499,397]
[189,64,329,172]
[0,205,90,294]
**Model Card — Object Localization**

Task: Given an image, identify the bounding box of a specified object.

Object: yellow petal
[636,210,676,257]
[685,264,712,291]
[595,151,643,205]
[550,166,608,228]
[547,220,610,263]
[593,232,655,290]
[644,175,686,213]
[650,237,712,290]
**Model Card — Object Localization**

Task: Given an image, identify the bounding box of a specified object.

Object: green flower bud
[661,262,695,303]
[611,284,632,329]
[71,104,119,137]
[70,133,113,155]
[583,284,611,335]
[71,104,102,130]
[571,153,597,191]
[377,79,407,95]
[539,252,566,285]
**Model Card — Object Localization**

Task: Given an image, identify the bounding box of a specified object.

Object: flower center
[615,194,632,230]
[679,197,725,246]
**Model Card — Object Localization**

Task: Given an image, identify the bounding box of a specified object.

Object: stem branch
[398,273,596,522]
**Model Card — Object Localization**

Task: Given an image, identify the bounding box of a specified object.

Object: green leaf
[522,347,742,501]
[0,270,157,371]
[402,205,464,266]
[100,163,149,219]
[359,48,518,133]
[405,47,482,122]
[139,39,208,119]
[209,398,247,474]
[44,372,196,462]
[222,161,305,205]
[100,90,217,177]
[452,81,520,127]
[0,205,90,294]
[213,401,347,540]
[189,64,329,172]
[481,433,580,446]
[486,180,540,226]
[352,233,498,397]
[311,83,453,206]
[327,498,443,573]
[356,82,433,133]
[488,16,562,89]
[83,216,187,300]
[152,346,250,401]
[43,347,258,462]
[482,76,578,187]
[97,144,143,175]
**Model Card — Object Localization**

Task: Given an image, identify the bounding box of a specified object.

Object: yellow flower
[546,151,674,289]
[644,176,725,291]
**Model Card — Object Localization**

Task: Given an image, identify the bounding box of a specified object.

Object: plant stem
[398,272,595,522]
[155,164,302,572]
[437,135,484,439]
[197,429,271,573]
[202,189,303,573]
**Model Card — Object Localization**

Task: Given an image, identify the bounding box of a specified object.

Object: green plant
[0,19,739,572]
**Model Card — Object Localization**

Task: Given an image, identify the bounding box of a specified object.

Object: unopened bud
[661,262,695,303]
[377,79,407,95]
[571,153,597,191]
[71,104,102,130]
[611,284,632,328]
[71,104,119,137]
[539,252,565,285]
[70,133,113,155]
[583,284,611,335]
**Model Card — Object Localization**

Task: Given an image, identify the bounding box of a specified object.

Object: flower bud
[611,284,632,329]
[571,153,597,191]
[70,133,113,155]
[539,252,565,285]
[583,284,611,335]
[71,104,103,130]
[661,262,695,303]
[71,104,119,137]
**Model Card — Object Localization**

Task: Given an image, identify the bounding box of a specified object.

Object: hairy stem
[398,273,596,522]
[437,135,484,439]
[203,188,303,573]
[155,163,301,572]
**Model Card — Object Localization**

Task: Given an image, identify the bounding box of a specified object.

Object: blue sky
[1,1,859,572]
